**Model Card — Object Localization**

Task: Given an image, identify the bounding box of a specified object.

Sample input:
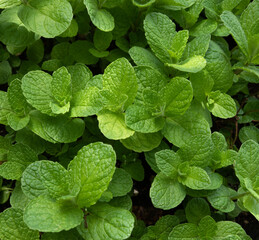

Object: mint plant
[0,0,258,239]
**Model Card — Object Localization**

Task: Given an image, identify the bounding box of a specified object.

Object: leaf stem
[231,191,250,200]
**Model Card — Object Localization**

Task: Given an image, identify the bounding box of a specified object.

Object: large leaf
[18,0,73,38]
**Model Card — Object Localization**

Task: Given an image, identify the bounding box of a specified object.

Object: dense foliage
[0,0,258,239]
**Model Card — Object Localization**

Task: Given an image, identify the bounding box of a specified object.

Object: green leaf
[185,198,211,224]
[0,143,38,180]
[0,0,21,9]
[168,223,198,240]
[97,110,134,140]
[21,70,53,116]
[155,149,182,179]
[94,29,113,51]
[162,112,211,148]
[21,160,70,199]
[125,104,165,133]
[0,91,12,125]
[84,0,114,32]
[235,140,259,185]
[178,163,211,190]
[108,168,133,197]
[0,208,39,240]
[67,63,93,95]
[205,41,234,93]
[8,79,28,113]
[101,58,137,111]
[18,0,73,38]
[68,142,116,208]
[163,77,193,116]
[0,60,12,85]
[26,39,44,64]
[70,87,103,117]
[166,55,206,73]
[189,19,217,37]
[0,7,39,47]
[239,126,259,144]
[24,195,83,232]
[70,40,98,65]
[207,91,236,119]
[144,12,176,63]
[10,181,30,210]
[150,172,186,210]
[28,110,85,143]
[207,185,236,212]
[220,11,249,58]
[242,194,259,221]
[214,221,251,240]
[182,34,211,60]
[121,132,163,152]
[169,30,189,61]
[198,216,217,239]
[51,66,72,107]
[129,47,164,73]
[87,203,134,240]
[59,19,78,38]
[7,113,30,131]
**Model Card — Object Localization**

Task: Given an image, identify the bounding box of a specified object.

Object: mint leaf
[10,181,29,210]
[108,168,133,197]
[21,160,70,199]
[207,91,236,119]
[24,195,83,232]
[28,111,85,143]
[235,140,259,185]
[166,55,206,73]
[18,0,73,38]
[125,104,165,133]
[121,132,163,152]
[0,143,38,180]
[84,0,114,32]
[144,12,176,63]
[51,66,72,107]
[155,149,182,179]
[87,203,134,240]
[150,172,186,210]
[0,91,12,125]
[129,47,164,72]
[198,215,217,239]
[68,142,116,208]
[168,223,198,240]
[220,10,249,58]
[239,126,259,144]
[97,110,135,140]
[101,58,137,111]
[0,208,39,240]
[207,185,236,212]
[178,163,211,190]
[0,0,21,8]
[21,70,53,116]
[70,87,103,117]
[163,77,193,116]
[185,198,211,224]
[0,7,38,47]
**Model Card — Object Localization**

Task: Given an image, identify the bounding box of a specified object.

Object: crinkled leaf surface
[0,208,39,240]
[87,203,134,240]
[68,142,116,208]
[150,172,186,210]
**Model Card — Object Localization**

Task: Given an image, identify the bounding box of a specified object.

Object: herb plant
[0,0,258,239]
